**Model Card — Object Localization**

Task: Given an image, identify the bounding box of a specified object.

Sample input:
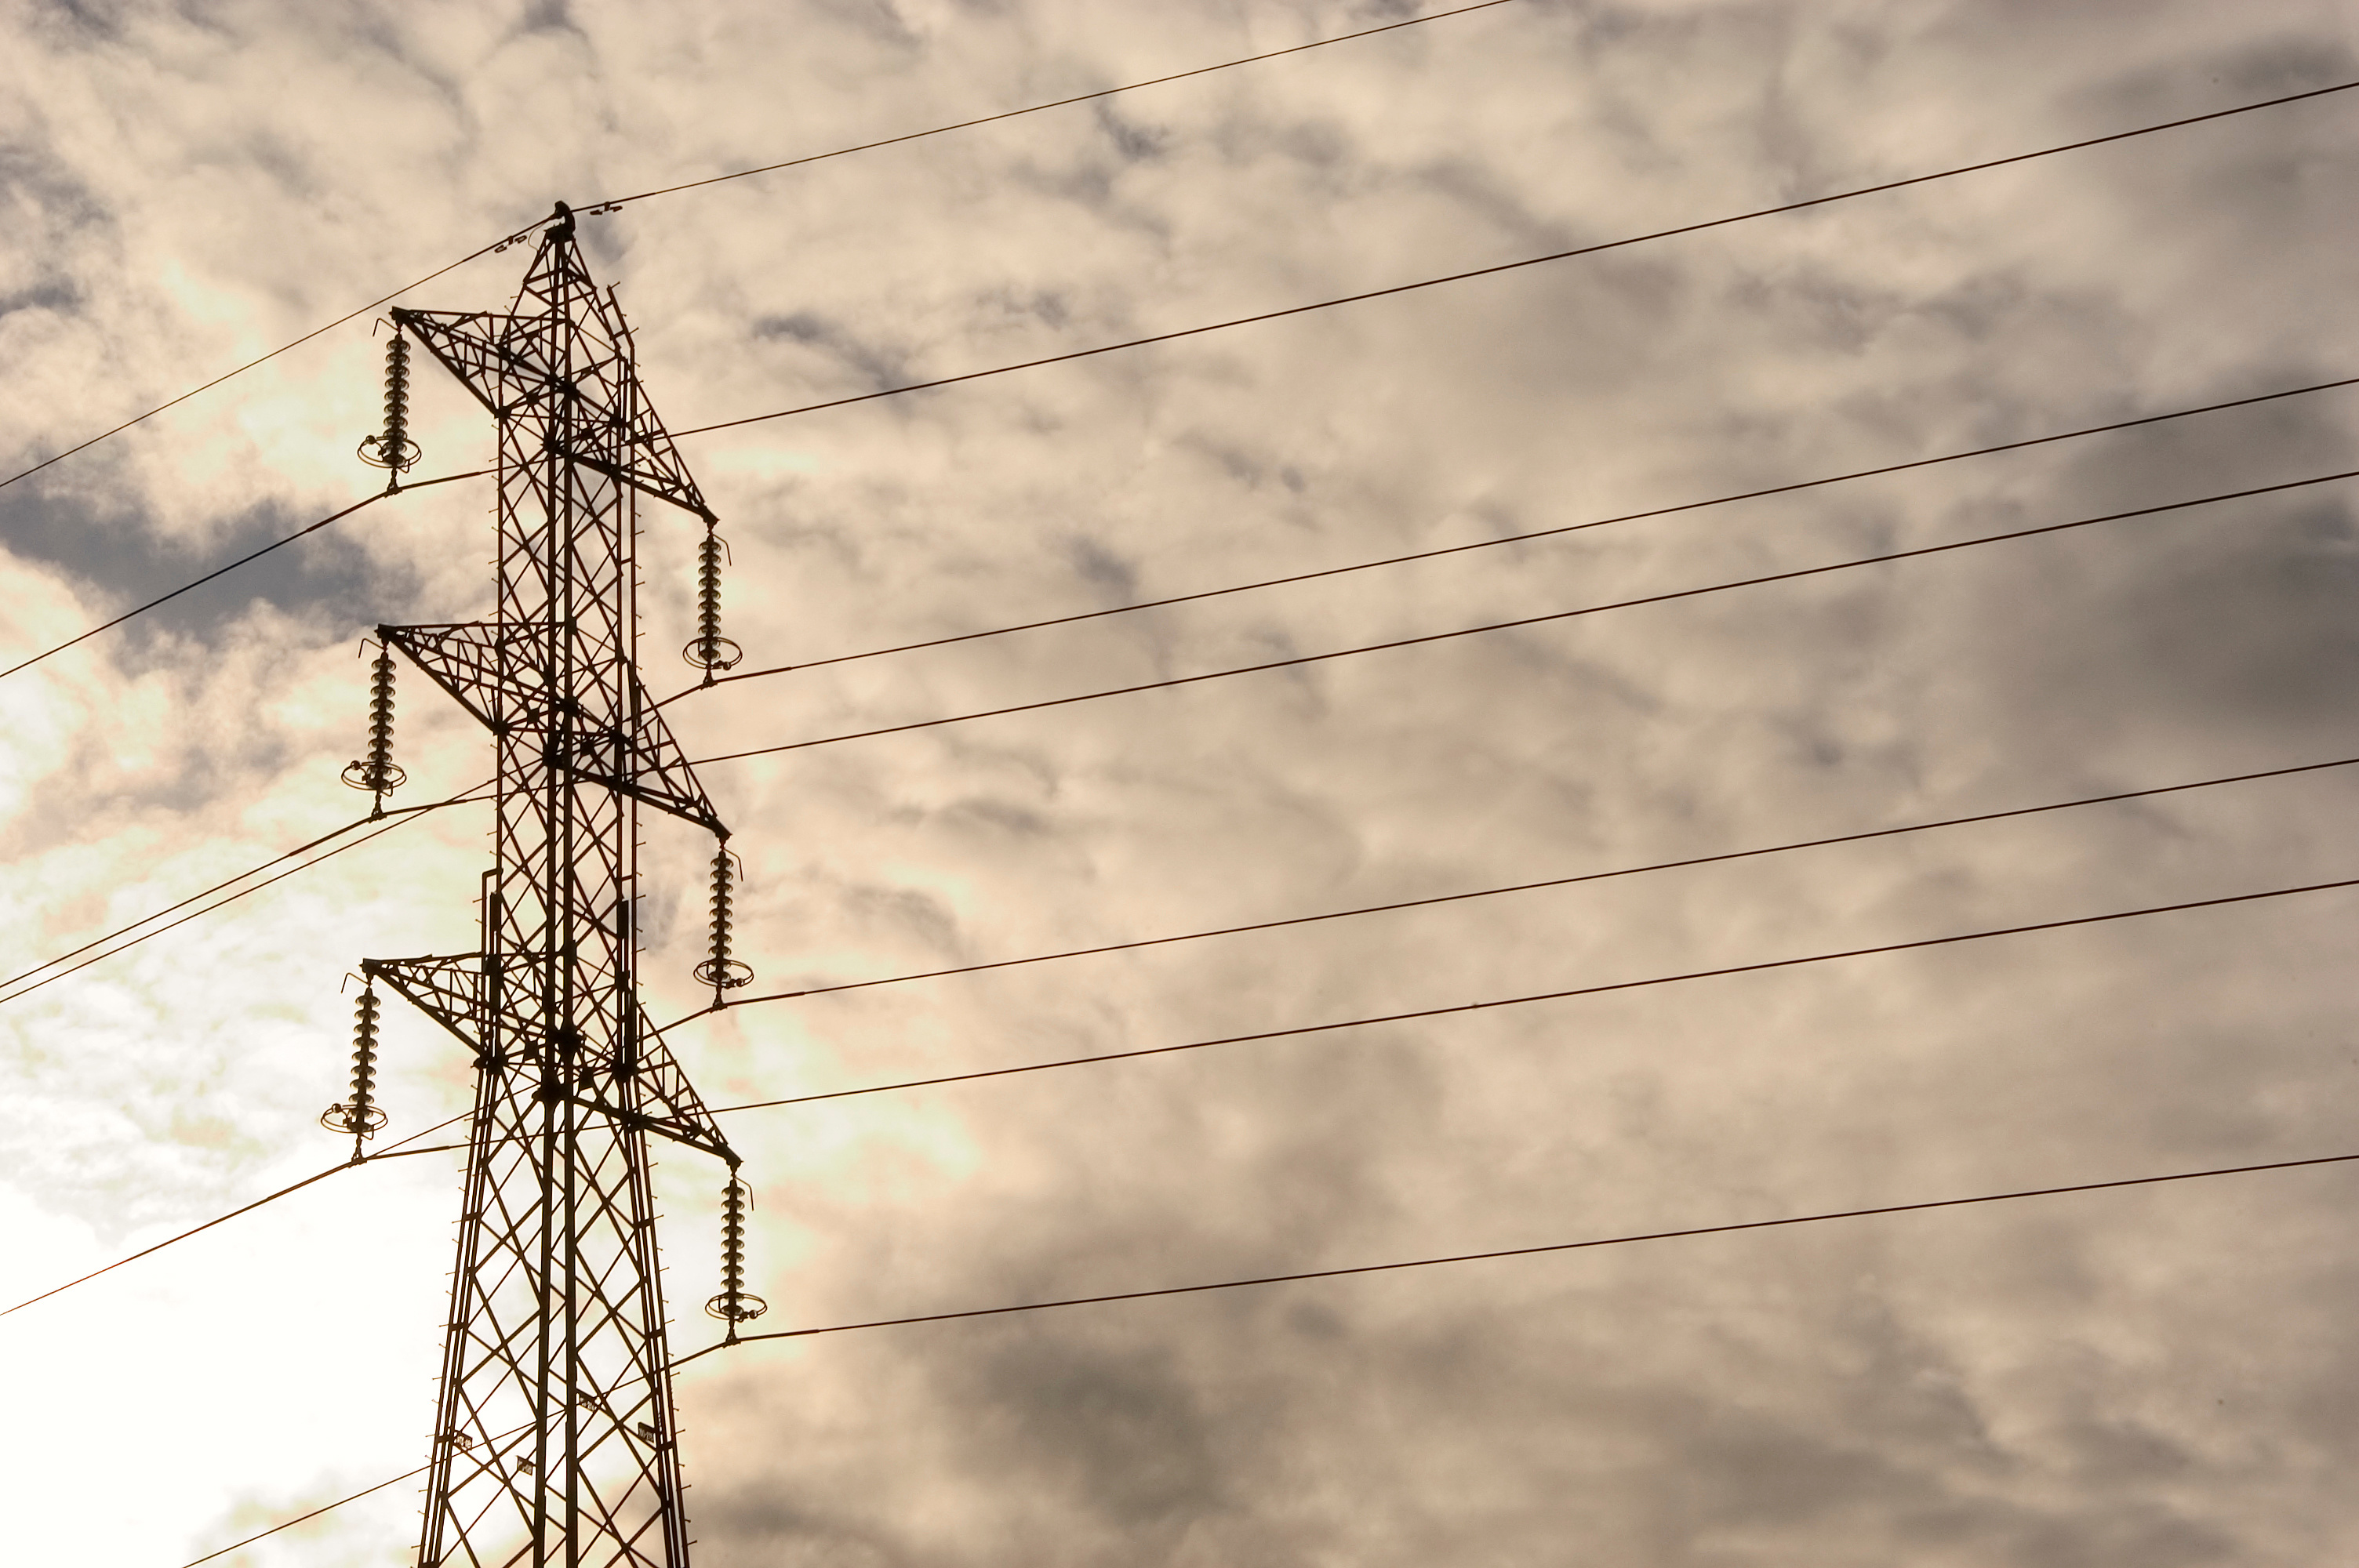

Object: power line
[179,1411,538,1568]
[16,371,2338,720]
[25,145,2350,690]
[182,1457,442,1567]
[667,81,2359,441]
[0,789,483,1007]
[6,10,1514,673]
[667,372,2359,699]
[18,82,2349,685]
[8,384,2333,1333]
[95,72,2359,1552]
[27,755,2350,1314]
[695,873,2359,1109]
[0,250,528,497]
[0,782,490,1011]
[26,750,2339,1329]
[98,53,2354,1566]
[0,1166,352,1322]
[588,1,1521,210]
[185,1143,2359,1553]
[12,3,1517,510]
[659,752,2359,1028]
[680,1149,2359,1356]
[55,363,2338,718]
[686,468,2359,766]
[0,1112,468,1322]
[0,470,489,685]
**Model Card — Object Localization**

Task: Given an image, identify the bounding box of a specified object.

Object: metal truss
[364,205,735,1567]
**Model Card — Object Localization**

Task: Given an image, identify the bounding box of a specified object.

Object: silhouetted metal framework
[367,205,736,1567]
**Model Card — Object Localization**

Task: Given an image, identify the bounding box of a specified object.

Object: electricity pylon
[339,202,744,1566]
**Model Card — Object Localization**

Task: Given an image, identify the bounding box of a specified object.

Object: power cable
[24,441,2329,1324]
[0,781,492,1011]
[660,752,2359,1031]
[667,81,2359,441]
[682,1149,2359,1355]
[686,468,2359,766]
[0,1111,470,1323]
[35,754,2345,1322]
[0,248,528,497]
[0,471,489,685]
[184,1144,2359,1553]
[178,1414,538,1568]
[25,114,2348,694]
[125,68,2359,1562]
[181,1456,442,1567]
[666,372,2359,701]
[696,873,2359,1109]
[587,2,1521,210]
[13,2,1514,510]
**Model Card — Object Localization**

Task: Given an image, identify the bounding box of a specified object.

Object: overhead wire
[683,1149,2359,1354]
[10,1,1515,507]
[179,1414,539,1567]
[27,753,2351,1321]
[586,1,1521,210]
[26,118,2352,688]
[0,250,526,497]
[657,751,2359,1032]
[0,470,489,685]
[206,1144,2359,1553]
[12,71,2346,702]
[181,1455,443,1567]
[685,468,2359,767]
[667,80,2359,441]
[68,371,2341,718]
[0,1110,471,1322]
[16,369,2341,713]
[662,372,2359,701]
[694,873,2359,1108]
[0,780,493,1011]
[79,61,2359,1568]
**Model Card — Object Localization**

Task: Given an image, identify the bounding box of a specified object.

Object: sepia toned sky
[4,1,2359,1563]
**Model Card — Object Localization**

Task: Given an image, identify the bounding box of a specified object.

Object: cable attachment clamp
[356,326,422,487]
[704,1176,767,1339]
[692,842,754,1000]
[340,643,406,815]
[681,524,743,681]
[321,982,389,1160]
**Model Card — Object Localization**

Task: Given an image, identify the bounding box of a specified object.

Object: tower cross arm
[391,229,717,524]
[378,621,728,837]
[386,308,514,425]
[584,1004,737,1165]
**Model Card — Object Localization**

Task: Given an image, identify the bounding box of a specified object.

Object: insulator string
[697,532,721,661]
[356,328,421,485]
[341,645,406,814]
[693,843,754,1000]
[383,337,409,456]
[682,523,743,677]
[321,982,388,1161]
[705,1176,767,1339]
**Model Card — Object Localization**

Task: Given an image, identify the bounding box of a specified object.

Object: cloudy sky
[5,0,2359,1562]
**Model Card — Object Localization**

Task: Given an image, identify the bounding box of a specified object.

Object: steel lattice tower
[358,205,738,1566]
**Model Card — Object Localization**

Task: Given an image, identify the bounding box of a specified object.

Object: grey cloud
[753,307,921,393]
[1060,532,1139,604]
